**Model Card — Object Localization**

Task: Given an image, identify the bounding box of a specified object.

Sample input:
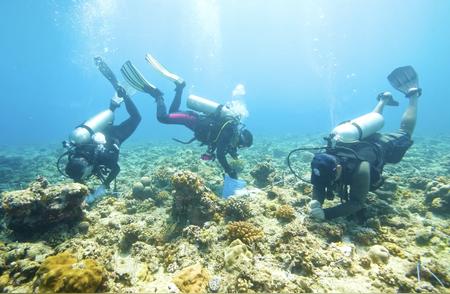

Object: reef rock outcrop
[1,178,88,233]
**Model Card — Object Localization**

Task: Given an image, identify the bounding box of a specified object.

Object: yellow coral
[35,252,104,293]
[227,221,264,244]
[173,263,210,293]
[382,242,405,258]
[275,205,296,222]
[0,274,9,291]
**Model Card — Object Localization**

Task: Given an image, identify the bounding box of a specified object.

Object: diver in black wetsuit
[308,66,421,221]
[64,86,141,189]
[120,59,253,179]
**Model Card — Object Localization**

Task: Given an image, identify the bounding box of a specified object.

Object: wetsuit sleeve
[111,96,141,144]
[312,186,326,205]
[216,124,237,179]
[103,162,120,188]
[323,161,370,219]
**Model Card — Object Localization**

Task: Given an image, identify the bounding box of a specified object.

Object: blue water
[1,0,450,146]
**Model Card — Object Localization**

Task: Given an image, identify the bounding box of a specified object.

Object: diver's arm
[322,161,370,219]
[216,126,237,178]
[103,163,120,189]
[312,186,326,205]
[348,161,370,203]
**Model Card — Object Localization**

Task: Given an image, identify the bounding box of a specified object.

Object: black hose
[287,142,377,184]
[56,151,70,178]
[286,147,327,183]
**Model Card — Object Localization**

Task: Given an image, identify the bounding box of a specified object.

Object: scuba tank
[330,112,384,144]
[187,94,234,118]
[69,109,114,145]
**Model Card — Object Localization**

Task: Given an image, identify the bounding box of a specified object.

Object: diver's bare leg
[400,96,418,135]
[372,100,386,114]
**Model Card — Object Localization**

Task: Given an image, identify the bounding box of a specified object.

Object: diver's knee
[157,115,169,124]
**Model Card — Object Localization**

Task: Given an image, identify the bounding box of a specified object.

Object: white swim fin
[145,53,184,84]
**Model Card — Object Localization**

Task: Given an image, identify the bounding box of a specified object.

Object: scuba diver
[120,54,253,180]
[288,66,422,221]
[58,57,141,196]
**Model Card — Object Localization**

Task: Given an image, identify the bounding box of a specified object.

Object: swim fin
[377,91,399,106]
[120,61,162,97]
[94,56,121,91]
[387,66,420,97]
[145,53,184,85]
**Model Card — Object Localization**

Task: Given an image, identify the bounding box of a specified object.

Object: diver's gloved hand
[175,80,186,92]
[227,169,238,180]
[309,200,325,221]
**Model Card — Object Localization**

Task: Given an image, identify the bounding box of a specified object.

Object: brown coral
[172,263,210,293]
[171,171,221,226]
[34,252,105,293]
[275,205,296,222]
[226,221,264,244]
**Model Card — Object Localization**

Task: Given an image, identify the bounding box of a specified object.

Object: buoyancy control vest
[194,106,238,148]
[328,135,386,193]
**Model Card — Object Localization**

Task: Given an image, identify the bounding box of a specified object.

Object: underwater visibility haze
[0,0,449,293]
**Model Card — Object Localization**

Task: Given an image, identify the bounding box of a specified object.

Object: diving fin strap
[120,61,160,96]
[145,53,184,84]
[387,66,419,96]
[94,56,121,91]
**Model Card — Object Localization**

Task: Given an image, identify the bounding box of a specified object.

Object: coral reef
[368,245,390,265]
[1,136,449,293]
[33,252,105,293]
[424,178,450,214]
[224,197,252,221]
[224,239,253,272]
[275,204,296,222]
[172,263,210,293]
[250,160,277,187]
[171,171,222,226]
[226,221,264,245]
[1,178,88,233]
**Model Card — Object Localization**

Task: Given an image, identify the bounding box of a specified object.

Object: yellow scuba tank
[69,109,114,145]
[331,112,384,143]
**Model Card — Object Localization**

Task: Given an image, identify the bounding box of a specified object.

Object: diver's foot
[148,87,164,100]
[175,80,186,92]
[377,91,399,106]
[406,87,422,98]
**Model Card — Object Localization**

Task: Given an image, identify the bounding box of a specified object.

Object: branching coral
[226,221,264,244]
[225,197,253,221]
[275,205,296,222]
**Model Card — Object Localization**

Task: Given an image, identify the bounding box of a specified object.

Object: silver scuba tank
[331,112,384,144]
[69,109,114,145]
[187,94,234,118]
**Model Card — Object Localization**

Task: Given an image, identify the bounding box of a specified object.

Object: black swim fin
[94,56,121,91]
